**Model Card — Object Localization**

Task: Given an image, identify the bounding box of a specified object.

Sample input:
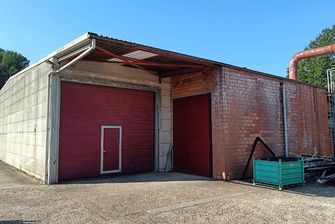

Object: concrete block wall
[0,62,51,180]
[171,66,332,180]
[158,79,173,172]
[62,61,173,172]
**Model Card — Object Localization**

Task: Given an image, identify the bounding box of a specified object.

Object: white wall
[60,61,173,172]
[0,62,51,180]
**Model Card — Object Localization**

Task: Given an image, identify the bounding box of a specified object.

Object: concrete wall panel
[0,62,51,181]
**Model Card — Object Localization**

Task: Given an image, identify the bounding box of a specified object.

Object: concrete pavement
[0,161,335,224]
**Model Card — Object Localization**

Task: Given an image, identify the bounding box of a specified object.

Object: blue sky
[0,0,334,77]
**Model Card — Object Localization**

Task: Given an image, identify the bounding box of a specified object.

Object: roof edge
[1,33,92,89]
[2,32,326,91]
[90,33,318,88]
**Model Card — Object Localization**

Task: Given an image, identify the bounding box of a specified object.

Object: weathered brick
[171,66,332,180]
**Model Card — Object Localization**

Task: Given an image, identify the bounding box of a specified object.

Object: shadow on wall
[60,172,212,185]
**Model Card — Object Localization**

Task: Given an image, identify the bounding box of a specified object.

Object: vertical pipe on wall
[154,89,161,172]
[281,82,289,156]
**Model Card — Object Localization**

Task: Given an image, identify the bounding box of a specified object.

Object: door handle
[104,150,107,153]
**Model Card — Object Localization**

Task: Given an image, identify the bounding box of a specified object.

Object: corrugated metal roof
[88,33,305,82]
[78,35,216,76]
[91,33,218,66]
[7,32,324,88]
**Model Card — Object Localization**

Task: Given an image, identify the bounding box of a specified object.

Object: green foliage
[297,25,335,86]
[0,49,29,87]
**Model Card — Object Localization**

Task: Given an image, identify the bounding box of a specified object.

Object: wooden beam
[134,61,205,68]
[160,68,207,78]
[95,46,158,75]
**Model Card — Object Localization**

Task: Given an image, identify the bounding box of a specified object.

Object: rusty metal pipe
[289,43,335,80]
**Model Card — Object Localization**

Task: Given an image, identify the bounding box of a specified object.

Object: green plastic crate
[253,157,304,190]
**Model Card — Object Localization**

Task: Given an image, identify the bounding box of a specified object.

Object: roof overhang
[54,32,221,78]
[9,32,221,85]
[4,32,325,93]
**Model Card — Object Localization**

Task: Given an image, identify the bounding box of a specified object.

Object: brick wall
[215,67,285,179]
[171,66,332,180]
[171,71,215,98]
[284,82,331,157]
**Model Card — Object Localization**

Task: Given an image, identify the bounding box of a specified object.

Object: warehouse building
[0,33,331,184]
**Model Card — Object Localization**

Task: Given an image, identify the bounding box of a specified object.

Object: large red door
[58,82,155,181]
[173,94,212,177]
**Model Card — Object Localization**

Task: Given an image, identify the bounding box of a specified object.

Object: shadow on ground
[61,172,335,198]
[287,181,335,198]
[232,178,335,198]
[60,172,211,185]
[0,220,39,224]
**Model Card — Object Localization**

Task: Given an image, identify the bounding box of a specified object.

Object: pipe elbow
[288,43,335,80]
[332,44,335,54]
[288,55,300,80]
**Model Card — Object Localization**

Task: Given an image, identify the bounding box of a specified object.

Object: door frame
[100,125,122,174]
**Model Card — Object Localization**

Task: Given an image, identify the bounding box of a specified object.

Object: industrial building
[0,33,331,184]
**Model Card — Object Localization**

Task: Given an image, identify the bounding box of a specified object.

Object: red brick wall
[215,67,285,179]
[171,66,332,180]
[171,71,214,98]
[284,82,331,157]
[315,88,332,156]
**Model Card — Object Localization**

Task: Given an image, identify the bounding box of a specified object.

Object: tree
[0,49,29,88]
[297,25,335,86]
